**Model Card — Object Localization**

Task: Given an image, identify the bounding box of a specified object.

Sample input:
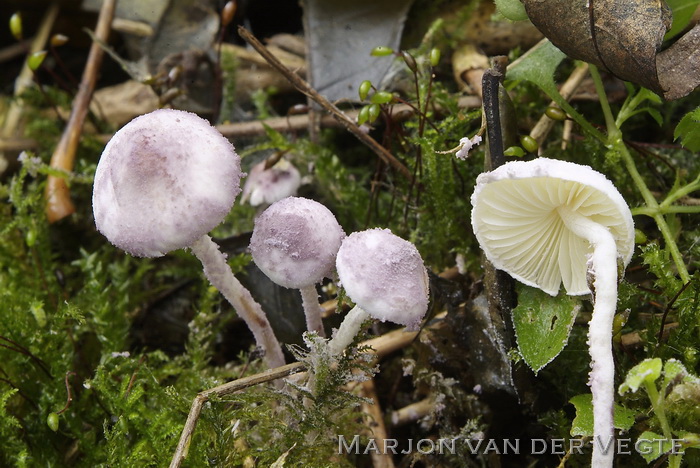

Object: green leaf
[495,0,529,21]
[569,394,636,437]
[512,285,580,374]
[619,358,663,395]
[674,107,700,151]
[664,0,700,40]
[635,431,677,463]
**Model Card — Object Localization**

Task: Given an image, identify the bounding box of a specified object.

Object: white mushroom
[241,158,302,207]
[249,197,345,337]
[471,157,634,468]
[328,228,429,355]
[93,108,285,369]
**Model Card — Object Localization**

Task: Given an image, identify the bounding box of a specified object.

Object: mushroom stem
[299,284,326,337]
[328,305,370,355]
[558,206,617,467]
[190,235,286,369]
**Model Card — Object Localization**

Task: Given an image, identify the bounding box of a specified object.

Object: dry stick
[2,96,481,153]
[169,311,447,468]
[44,0,116,223]
[0,3,59,174]
[237,26,413,181]
[529,62,589,147]
[390,397,434,427]
[361,378,396,468]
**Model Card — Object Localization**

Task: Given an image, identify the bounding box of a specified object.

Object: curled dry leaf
[523,0,700,100]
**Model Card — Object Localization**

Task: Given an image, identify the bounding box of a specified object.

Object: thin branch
[237,26,413,181]
[44,0,116,223]
[169,312,447,468]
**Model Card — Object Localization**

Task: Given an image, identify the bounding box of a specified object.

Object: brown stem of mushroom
[45,0,116,223]
[189,235,285,369]
[299,284,326,337]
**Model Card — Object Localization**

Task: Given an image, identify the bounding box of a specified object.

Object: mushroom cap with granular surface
[92,109,242,258]
[249,197,345,289]
[470,158,634,296]
[335,228,429,330]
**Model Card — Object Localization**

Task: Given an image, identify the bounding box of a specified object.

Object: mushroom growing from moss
[93,108,285,369]
[471,157,634,468]
[249,196,345,337]
[328,228,429,354]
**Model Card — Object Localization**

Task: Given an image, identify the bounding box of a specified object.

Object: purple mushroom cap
[335,228,429,330]
[93,109,242,257]
[249,197,345,289]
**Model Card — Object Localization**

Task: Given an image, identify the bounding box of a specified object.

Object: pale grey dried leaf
[302,0,415,102]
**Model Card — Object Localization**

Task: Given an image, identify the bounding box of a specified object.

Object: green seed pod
[367,103,381,123]
[25,228,36,247]
[10,12,22,41]
[27,51,47,71]
[370,91,393,105]
[520,135,539,153]
[47,412,59,432]
[504,146,526,158]
[545,106,567,121]
[370,46,394,57]
[429,48,441,67]
[357,105,370,125]
[634,229,647,244]
[358,80,372,101]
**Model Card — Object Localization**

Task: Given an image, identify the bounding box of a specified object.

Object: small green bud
[47,412,59,432]
[634,229,647,244]
[545,106,567,121]
[370,46,394,57]
[358,80,372,101]
[10,12,22,41]
[370,91,393,105]
[357,105,370,125]
[367,103,381,123]
[520,135,539,153]
[504,146,526,158]
[27,51,47,71]
[25,229,36,247]
[429,48,441,67]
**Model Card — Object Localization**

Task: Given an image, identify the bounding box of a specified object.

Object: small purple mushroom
[93,108,285,369]
[249,196,345,337]
[328,228,429,354]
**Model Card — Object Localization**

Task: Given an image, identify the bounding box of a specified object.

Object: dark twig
[657,281,693,346]
[56,371,76,415]
[0,335,52,378]
[237,26,413,181]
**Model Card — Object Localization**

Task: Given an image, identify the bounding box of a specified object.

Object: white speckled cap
[250,197,345,289]
[336,228,429,330]
[93,109,242,257]
[471,158,634,296]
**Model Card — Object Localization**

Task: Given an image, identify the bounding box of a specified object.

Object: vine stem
[644,380,681,468]
[588,66,691,284]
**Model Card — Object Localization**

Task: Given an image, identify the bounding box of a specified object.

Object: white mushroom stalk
[93,108,285,369]
[471,158,634,468]
[329,228,429,355]
[249,197,345,337]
